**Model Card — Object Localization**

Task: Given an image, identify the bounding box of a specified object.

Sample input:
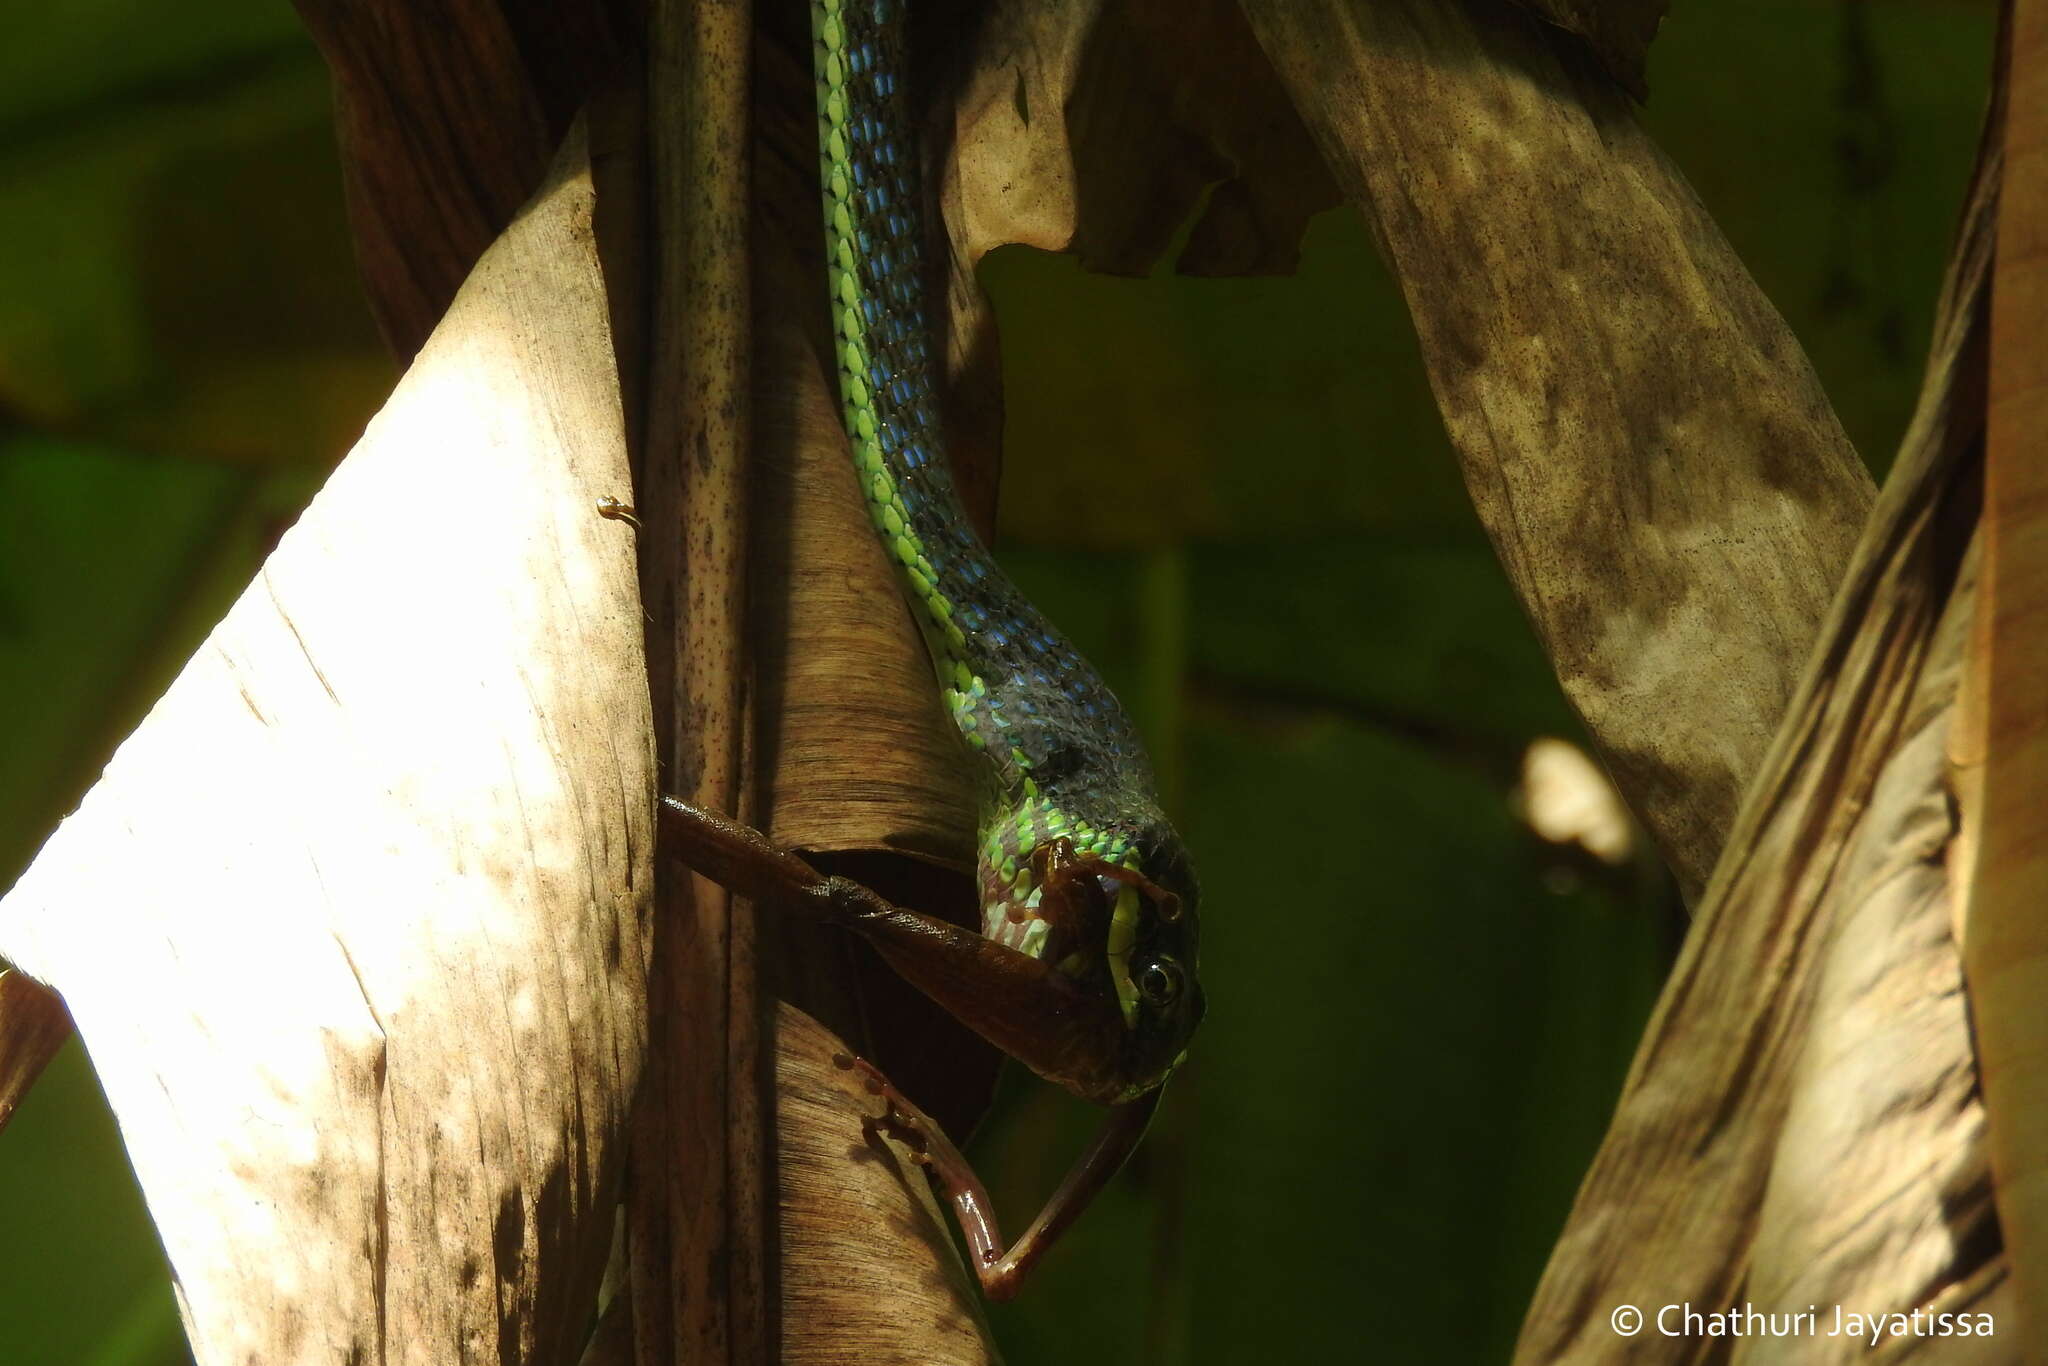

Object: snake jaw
[1105,883,1143,1028]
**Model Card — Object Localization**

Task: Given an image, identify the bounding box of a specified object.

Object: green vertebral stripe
[811,0,1176,949]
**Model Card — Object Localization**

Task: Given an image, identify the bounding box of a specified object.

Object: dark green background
[0,3,1995,1362]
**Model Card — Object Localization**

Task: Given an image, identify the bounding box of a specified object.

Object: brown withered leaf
[1240,0,1875,899]
[1517,40,2010,1361]
[626,2,779,1360]
[293,0,634,356]
[0,971,69,1137]
[1958,0,2048,1339]
[776,1004,1001,1364]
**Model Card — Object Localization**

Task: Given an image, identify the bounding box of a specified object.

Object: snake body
[809,0,1200,1070]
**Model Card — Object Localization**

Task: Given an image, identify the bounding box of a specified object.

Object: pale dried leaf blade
[0,126,652,1365]
[1515,53,2008,1362]
[1739,540,2003,1357]
[1240,0,1874,899]
[1963,0,2048,1340]
[775,1003,1001,1366]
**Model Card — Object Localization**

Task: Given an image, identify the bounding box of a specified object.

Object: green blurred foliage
[987,209,1469,549]
[0,1,1997,1363]
[0,1044,188,1366]
[1642,0,1990,474]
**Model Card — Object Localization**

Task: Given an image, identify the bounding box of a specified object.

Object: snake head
[1026,820,1205,1102]
[1105,830,1204,1100]
[969,807,1205,1106]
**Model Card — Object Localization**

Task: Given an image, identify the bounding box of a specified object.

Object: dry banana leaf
[1518,20,2012,1360]
[1240,0,1877,900]
[292,0,634,356]
[626,3,771,1362]
[0,131,651,1363]
[1960,0,2048,1342]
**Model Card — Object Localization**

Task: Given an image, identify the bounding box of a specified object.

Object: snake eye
[1136,955,1183,1009]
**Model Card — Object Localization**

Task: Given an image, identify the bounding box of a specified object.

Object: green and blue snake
[809,0,1203,1104]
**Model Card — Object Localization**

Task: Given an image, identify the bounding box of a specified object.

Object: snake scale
[807,0,1203,1103]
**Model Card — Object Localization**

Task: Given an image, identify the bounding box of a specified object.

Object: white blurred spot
[1517,738,1634,865]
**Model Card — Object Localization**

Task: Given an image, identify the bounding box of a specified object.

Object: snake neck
[812,0,1170,949]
